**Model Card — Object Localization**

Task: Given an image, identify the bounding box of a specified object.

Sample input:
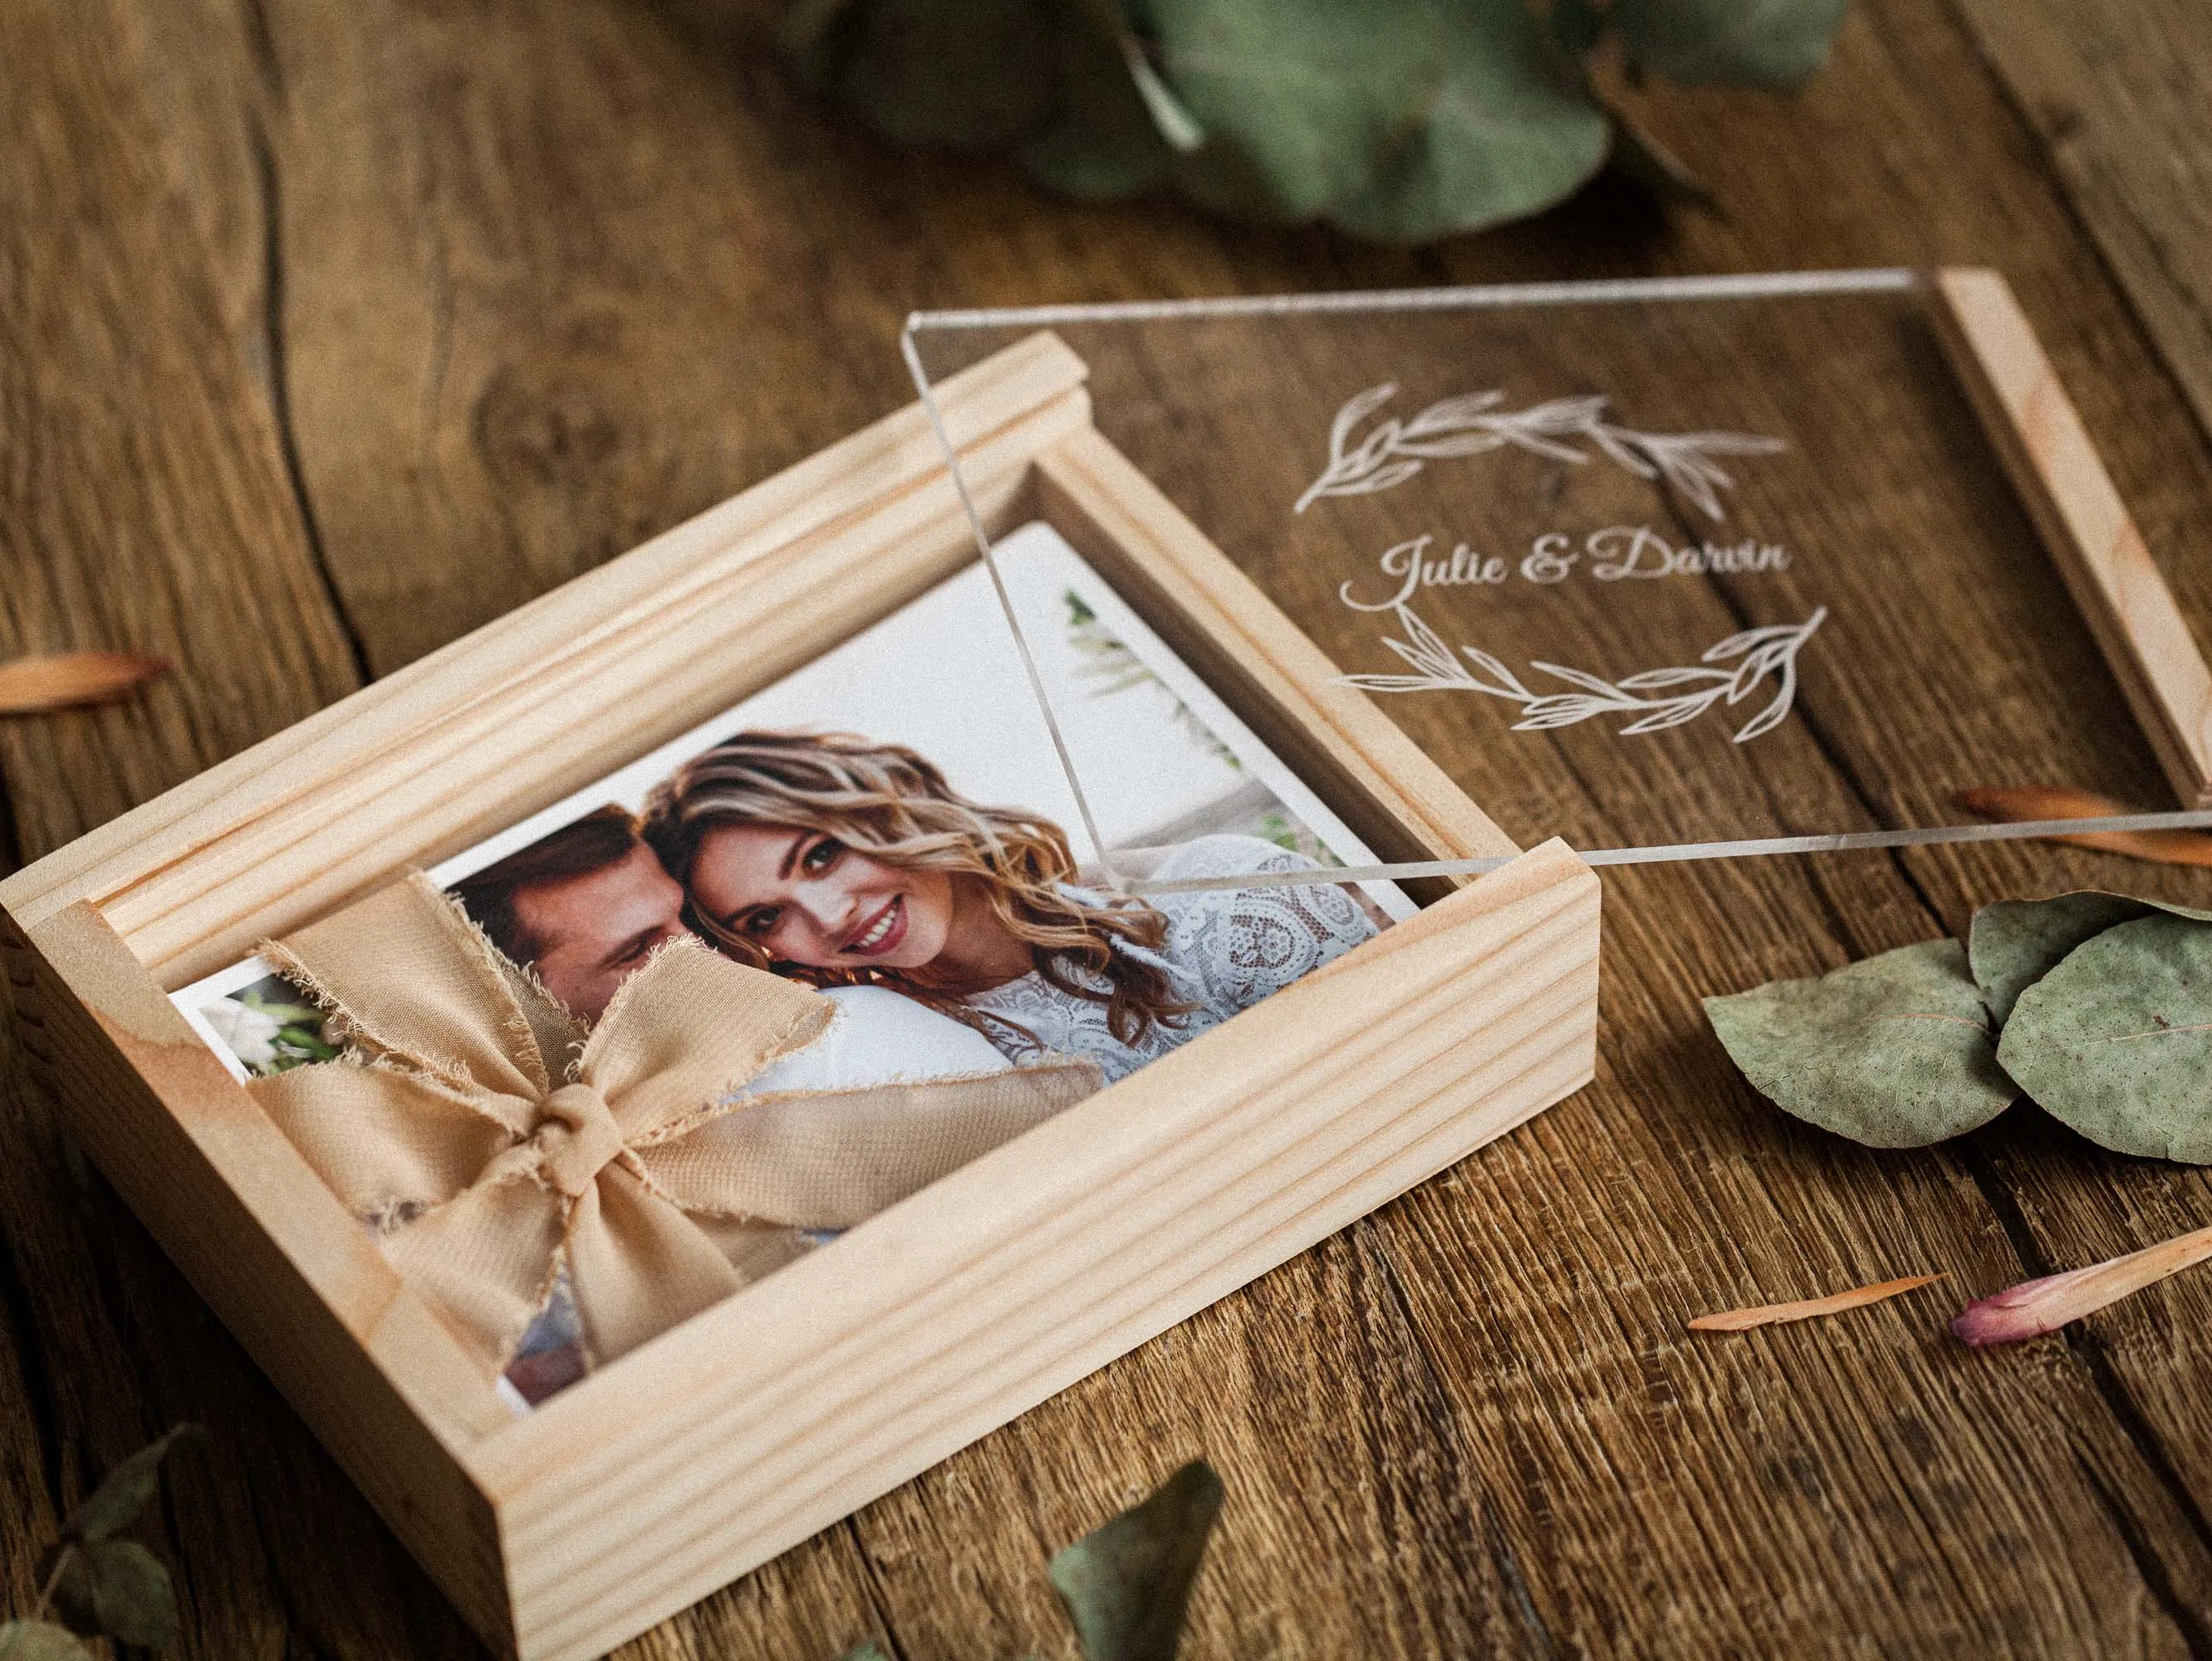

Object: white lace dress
[961,833,1378,1084]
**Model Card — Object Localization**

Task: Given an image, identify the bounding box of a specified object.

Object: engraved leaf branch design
[1339,602,1827,743]
[1295,383,1787,519]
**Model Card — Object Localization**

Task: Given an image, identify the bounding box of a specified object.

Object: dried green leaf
[836,1643,889,1661]
[86,1541,178,1649]
[1969,890,2212,1024]
[1327,0,1612,242]
[1153,0,1441,221]
[1049,1460,1224,1661]
[1018,7,1180,198]
[779,0,866,86]
[47,1539,177,1648]
[40,1544,94,1639]
[795,0,1057,151]
[1997,913,2212,1163]
[1611,0,1847,92]
[0,1621,92,1661]
[1703,939,2017,1148]
[1550,0,1608,56]
[60,1424,204,1546]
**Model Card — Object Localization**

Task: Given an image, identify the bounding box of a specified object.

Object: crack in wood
[253,120,374,689]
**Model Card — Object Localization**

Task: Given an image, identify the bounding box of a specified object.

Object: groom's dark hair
[449,804,645,968]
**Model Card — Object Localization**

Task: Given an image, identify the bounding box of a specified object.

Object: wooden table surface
[7,2,2212,1655]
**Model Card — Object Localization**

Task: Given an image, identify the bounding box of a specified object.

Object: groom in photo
[449,804,689,1024]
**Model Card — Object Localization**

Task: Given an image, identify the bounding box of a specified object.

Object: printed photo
[175,523,1410,1402]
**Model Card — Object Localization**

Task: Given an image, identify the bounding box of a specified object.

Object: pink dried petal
[1952,1222,2212,1346]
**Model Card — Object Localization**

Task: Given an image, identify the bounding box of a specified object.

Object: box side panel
[481,842,1598,1661]
[1,901,519,1656]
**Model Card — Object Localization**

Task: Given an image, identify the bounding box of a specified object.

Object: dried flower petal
[1952,1222,2212,1345]
[1956,786,2212,870]
[1690,1273,1944,1333]
[0,652,168,714]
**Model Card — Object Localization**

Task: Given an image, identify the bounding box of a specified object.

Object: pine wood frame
[0,331,1603,1661]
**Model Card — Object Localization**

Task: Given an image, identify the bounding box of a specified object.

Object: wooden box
[0,332,1601,1661]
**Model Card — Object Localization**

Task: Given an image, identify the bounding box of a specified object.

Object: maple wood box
[0,334,1602,1661]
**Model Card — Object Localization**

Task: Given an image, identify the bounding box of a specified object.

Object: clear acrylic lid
[905,271,2212,883]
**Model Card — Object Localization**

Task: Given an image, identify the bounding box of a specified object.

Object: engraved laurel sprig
[1295,383,1786,519]
[1339,601,1827,743]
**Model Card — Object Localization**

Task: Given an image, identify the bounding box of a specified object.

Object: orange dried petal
[1690,1273,1944,1333]
[1956,786,2212,870]
[0,651,169,714]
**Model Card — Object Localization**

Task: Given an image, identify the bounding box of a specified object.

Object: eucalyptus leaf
[1153,0,1441,222]
[1703,939,2017,1148]
[58,1425,203,1546]
[1612,0,1847,92]
[1969,890,2212,1024]
[1328,0,1612,242]
[1550,0,1607,56]
[0,1621,91,1661]
[47,1538,178,1649]
[836,1644,889,1661]
[1049,1460,1224,1661]
[1019,7,1180,198]
[86,1541,177,1649]
[40,1546,94,1639]
[781,0,867,95]
[1997,914,2212,1163]
[797,0,1057,151]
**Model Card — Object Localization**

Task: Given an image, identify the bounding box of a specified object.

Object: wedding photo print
[175,523,1410,1404]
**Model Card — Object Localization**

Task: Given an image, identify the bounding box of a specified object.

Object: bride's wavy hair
[640,731,1194,1045]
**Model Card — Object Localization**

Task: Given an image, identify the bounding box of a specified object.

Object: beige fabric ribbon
[248,872,1100,1375]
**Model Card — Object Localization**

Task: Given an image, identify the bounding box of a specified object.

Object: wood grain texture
[1955,0,2212,453]
[7,0,2212,1658]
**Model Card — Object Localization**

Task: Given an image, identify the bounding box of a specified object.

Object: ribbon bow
[249,873,1098,1374]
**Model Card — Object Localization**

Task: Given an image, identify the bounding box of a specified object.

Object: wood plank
[1953,0,2212,453]
[0,0,359,865]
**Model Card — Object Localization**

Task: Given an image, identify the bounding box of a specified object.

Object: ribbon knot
[534,1083,625,1198]
[247,872,1101,1377]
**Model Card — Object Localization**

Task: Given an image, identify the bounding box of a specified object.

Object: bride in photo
[640,730,1379,1084]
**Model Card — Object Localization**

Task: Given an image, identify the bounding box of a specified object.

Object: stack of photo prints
[178,524,1411,1406]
